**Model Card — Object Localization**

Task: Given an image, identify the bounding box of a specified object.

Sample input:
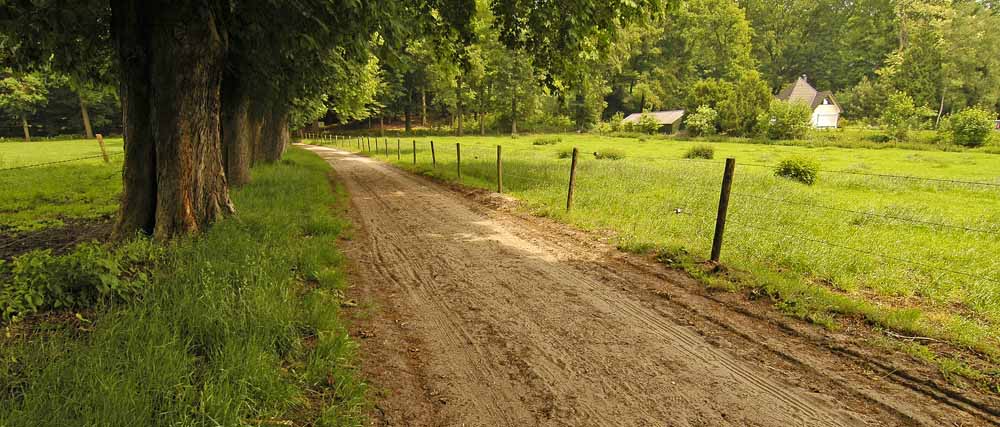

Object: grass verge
[0,148,366,426]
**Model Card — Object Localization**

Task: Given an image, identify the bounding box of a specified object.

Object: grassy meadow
[316,133,1000,387]
[0,139,125,233]
[1,148,366,425]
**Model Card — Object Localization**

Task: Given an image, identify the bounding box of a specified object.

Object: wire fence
[307,133,1000,309]
[0,152,123,173]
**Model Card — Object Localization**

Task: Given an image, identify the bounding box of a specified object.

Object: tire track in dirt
[303,145,996,426]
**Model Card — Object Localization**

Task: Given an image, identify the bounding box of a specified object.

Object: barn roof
[776,76,840,111]
[622,110,685,125]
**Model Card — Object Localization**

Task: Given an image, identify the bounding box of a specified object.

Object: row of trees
[335,0,999,136]
[0,68,119,141]
[0,0,653,239]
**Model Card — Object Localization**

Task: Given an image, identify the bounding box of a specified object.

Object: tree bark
[405,87,413,133]
[20,115,30,142]
[480,86,486,136]
[259,106,289,162]
[421,89,427,127]
[111,0,233,240]
[221,74,252,187]
[511,92,518,136]
[935,91,946,129]
[457,75,463,136]
[79,96,95,139]
[379,115,384,137]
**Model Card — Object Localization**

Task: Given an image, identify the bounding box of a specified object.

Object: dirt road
[302,145,998,426]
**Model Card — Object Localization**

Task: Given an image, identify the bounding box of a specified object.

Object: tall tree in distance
[0,71,48,141]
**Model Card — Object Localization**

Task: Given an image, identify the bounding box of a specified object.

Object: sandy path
[302,145,998,427]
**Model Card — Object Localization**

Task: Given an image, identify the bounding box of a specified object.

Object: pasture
[316,133,1000,373]
[0,139,124,234]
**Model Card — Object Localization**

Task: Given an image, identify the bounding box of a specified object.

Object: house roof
[776,76,840,111]
[622,110,685,125]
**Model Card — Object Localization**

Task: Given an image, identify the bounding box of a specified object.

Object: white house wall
[812,105,840,128]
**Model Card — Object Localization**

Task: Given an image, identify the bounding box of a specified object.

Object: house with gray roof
[621,110,685,133]
[776,75,840,128]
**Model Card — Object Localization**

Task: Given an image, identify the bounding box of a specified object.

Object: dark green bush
[774,156,820,185]
[532,136,562,146]
[684,144,715,159]
[594,148,626,160]
[0,239,161,322]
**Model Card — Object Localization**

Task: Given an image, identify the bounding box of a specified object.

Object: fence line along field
[0,138,124,236]
[313,133,1000,389]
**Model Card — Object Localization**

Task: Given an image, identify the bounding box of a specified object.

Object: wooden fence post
[456,143,462,180]
[397,139,401,160]
[430,140,436,167]
[566,147,579,211]
[375,138,379,153]
[496,145,503,193]
[710,158,737,263]
[412,140,417,164]
[384,138,389,157]
[96,133,109,163]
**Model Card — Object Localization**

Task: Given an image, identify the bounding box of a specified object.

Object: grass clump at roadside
[0,148,367,426]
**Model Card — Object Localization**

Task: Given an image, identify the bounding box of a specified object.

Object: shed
[776,75,840,128]
[621,110,685,133]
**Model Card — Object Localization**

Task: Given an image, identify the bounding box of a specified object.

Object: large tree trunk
[111,0,233,240]
[259,106,289,162]
[221,74,252,187]
[20,115,30,142]
[79,96,95,139]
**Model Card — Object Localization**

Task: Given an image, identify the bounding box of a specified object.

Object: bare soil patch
[0,216,112,260]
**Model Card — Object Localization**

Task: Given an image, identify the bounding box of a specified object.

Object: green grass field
[1,148,366,425]
[317,133,1000,385]
[0,139,125,233]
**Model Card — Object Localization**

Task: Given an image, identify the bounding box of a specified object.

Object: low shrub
[0,238,162,322]
[944,107,994,147]
[686,105,718,137]
[864,134,892,143]
[774,156,820,185]
[636,113,662,134]
[684,144,715,159]
[532,136,562,146]
[594,148,626,160]
[557,148,575,159]
[758,100,811,140]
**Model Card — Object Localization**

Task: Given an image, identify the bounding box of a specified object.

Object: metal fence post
[430,140,436,167]
[711,158,737,262]
[566,147,579,211]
